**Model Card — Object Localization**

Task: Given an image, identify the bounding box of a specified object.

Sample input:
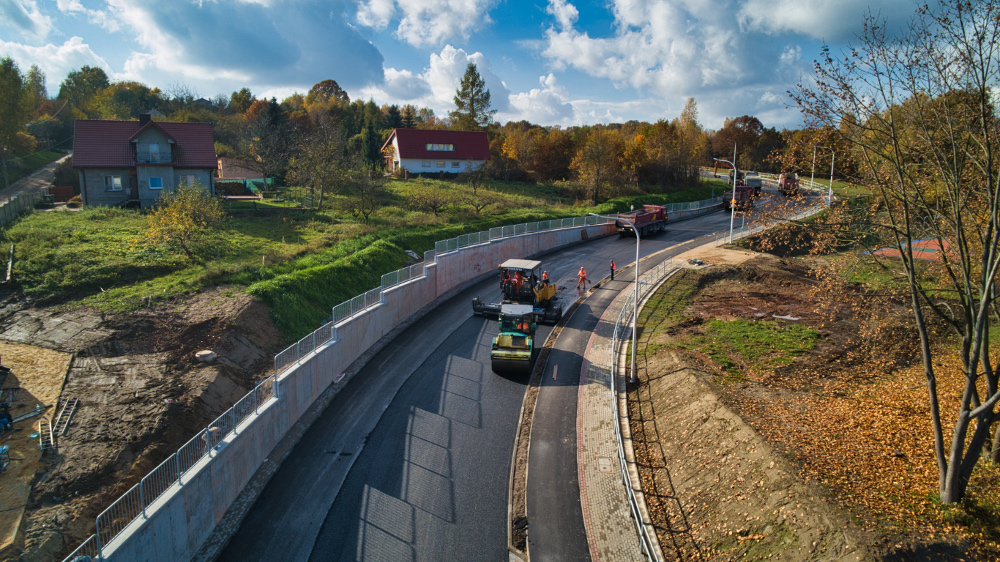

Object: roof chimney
[139,114,151,125]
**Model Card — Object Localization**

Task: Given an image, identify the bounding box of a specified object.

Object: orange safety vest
[578,268,587,279]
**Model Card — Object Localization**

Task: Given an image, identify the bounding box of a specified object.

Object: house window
[149,177,163,190]
[148,143,160,163]
[451,161,460,168]
[425,143,455,151]
[104,175,122,191]
[178,175,195,187]
[436,161,445,168]
[422,161,430,168]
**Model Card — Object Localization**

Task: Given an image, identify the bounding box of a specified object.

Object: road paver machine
[472,259,563,374]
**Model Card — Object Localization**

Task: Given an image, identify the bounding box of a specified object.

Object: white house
[381,128,490,175]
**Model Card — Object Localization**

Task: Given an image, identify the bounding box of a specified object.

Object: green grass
[638,269,820,383]
[2,178,721,341]
[2,150,64,186]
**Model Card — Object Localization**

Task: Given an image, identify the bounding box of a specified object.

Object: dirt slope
[629,250,978,560]
[0,287,281,561]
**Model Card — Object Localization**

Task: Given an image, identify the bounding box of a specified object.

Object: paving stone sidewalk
[577,274,648,562]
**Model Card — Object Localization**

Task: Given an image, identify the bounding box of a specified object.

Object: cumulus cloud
[360,45,511,119]
[105,0,384,90]
[55,0,120,32]
[0,36,109,93]
[503,73,574,125]
[538,0,854,104]
[738,0,914,42]
[0,0,53,39]
[546,0,578,30]
[356,0,497,47]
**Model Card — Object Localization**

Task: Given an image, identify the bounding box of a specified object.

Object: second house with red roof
[381,128,490,176]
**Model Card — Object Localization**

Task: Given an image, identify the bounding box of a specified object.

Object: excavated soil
[0,287,281,561]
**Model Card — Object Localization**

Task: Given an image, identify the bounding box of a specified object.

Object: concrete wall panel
[103,222,615,561]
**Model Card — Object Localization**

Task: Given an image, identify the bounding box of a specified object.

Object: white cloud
[503,73,574,125]
[356,0,497,47]
[546,0,578,30]
[538,0,856,104]
[0,0,53,40]
[0,37,109,94]
[55,0,119,31]
[738,0,913,42]
[103,0,384,92]
[359,45,511,120]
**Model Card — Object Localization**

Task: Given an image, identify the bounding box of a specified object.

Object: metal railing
[62,210,619,561]
[63,199,727,561]
[608,199,828,560]
[609,259,676,560]
[70,371,278,560]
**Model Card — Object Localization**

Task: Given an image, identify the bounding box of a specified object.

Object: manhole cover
[598,457,612,473]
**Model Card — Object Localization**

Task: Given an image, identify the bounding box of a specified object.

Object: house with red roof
[73,114,217,208]
[381,128,490,175]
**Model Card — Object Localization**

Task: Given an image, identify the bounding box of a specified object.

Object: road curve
[220,210,735,561]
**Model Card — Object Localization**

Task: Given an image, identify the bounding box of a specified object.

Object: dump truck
[743,173,763,197]
[723,185,756,213]
[778,172,800,197]
[616,205,668,237]
[472,259,563,374]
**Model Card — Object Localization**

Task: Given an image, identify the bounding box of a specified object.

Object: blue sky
[0,0,915,130]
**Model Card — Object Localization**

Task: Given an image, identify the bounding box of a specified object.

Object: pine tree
[449,63,495,131]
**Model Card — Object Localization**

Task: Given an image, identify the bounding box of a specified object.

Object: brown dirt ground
[0,286,281,561]
[629,247,980,561]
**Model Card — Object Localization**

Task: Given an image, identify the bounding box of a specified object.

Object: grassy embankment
[2,177,717,340]
[1,150,65,187]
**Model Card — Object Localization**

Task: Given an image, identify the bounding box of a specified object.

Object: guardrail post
[140,481,146,517]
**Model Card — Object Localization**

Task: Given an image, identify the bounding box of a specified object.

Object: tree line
[1,58,854,204]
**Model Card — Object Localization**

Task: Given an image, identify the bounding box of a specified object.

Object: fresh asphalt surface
[221,210,736,561]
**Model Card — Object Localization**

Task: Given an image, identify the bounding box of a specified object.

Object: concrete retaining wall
[103,222,614,561]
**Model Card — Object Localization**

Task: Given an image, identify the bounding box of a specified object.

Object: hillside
[630,249,999,560]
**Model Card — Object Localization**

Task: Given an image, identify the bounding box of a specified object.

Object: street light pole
[812,146,835,207]
[590,213,640,384]
[714,158,737,243]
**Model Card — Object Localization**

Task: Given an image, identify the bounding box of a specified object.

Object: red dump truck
[616,204,668,236]
[723,185,755,213]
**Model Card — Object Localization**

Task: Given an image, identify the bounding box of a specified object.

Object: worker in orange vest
[577,267,588,290]
[541,271,549,286]
[610,260,616,281]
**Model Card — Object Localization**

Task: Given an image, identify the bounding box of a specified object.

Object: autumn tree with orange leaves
[793,0,1000,503]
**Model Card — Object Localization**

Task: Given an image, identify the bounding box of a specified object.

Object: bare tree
[342,169,387,223]
[287,115,348,211]
[794,0,1000,503]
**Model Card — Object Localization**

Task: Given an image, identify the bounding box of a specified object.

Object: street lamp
[713,158,737,243]
[590,213,640,384]
[811,146,835,207]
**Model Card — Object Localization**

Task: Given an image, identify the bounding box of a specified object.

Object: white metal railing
[63,199,726,561]
[609,198,828,560]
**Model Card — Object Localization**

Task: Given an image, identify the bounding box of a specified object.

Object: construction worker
[577,267,588,290]
[541,271,549,286]
[610,260,616,281]
[0,405,12,431]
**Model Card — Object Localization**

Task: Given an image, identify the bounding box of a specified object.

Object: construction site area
[0,287,281,560]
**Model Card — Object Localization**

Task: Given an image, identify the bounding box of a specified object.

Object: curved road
[221,210,737,561]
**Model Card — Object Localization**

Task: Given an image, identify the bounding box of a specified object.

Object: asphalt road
[221,209,736,561]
